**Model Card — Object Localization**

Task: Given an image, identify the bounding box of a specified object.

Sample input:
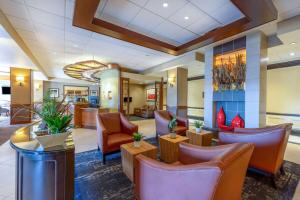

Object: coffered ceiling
[0,0,299,80]
[95,0,244,46]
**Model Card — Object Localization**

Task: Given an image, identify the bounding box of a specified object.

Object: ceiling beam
[73,0,277,56]
[0,9,49,79]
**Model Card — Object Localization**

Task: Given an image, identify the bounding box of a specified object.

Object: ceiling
[0,25,35,70]
[95,0,244,46]
[0,0,299,80]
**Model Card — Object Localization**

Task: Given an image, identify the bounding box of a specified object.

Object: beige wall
[266,66,300,128]
[129,84,146,114]
[10,67,32,105]
[188,79,204,108]
[33,80,43,102]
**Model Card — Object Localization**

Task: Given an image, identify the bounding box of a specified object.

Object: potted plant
[168,117,177,139]
[133,132,144,148]
[32,93,73,148]
[194,121,204,133]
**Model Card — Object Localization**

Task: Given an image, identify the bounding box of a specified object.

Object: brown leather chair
[135,143,254,200]
[96,112,138,164]
[154,110,188,137]
[219,123,293,178]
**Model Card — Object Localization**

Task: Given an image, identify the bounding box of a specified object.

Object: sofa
[134,105,155,118]
[135,142,254,200]
[96,112,138,164]
[154,110,188,137]
[219,123,292,183]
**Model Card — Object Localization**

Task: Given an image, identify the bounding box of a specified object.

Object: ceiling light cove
[163,3,168,8]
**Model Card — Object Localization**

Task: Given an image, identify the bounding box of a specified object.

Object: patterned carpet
[75,138,300,200]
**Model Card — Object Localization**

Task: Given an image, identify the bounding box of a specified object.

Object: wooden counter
[80,107,109,129]
[70,103,109,129]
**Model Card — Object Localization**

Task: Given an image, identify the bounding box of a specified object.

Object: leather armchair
[154,110,188,137]
[135,143,254,200]
[219,123,293,176]
[96,112,138,163]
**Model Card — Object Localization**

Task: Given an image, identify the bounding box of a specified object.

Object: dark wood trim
[266,112,300,117]
[267,60,300,70]
[188,115,204,120]
[73,0,277,56]
[188,76,205,81]
[188,107,204,110]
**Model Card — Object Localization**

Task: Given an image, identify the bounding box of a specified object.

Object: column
[167,67,188,118]
[10,67,33,124]
[245,32,268,127]
[204,47,214,128]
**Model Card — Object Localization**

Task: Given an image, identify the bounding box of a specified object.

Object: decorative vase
[36,131,71,149]
[170,132,176,139]
[195,127,202,134]
[133,141,141,148]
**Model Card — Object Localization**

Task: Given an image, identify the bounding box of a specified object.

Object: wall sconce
[16,76,24,86]
[107,91,112,100]
[168,77,176,88]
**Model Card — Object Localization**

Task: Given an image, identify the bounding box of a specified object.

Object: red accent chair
[96,112,138,164]
[135,143,254,200]
[219,123,293,180]
[154,110,188,137]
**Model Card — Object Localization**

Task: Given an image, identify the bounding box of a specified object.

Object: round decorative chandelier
[63,60,115,82]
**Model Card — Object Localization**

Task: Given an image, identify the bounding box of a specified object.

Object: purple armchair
[135,142,254,200]
[154,110,188,137]
[96,112,138,164]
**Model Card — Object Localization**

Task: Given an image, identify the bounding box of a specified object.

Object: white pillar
[204,47,214,128]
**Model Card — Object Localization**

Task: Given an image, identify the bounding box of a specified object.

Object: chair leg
[103,154,106,164]
[280,165,285,176]
[271,175,278,189]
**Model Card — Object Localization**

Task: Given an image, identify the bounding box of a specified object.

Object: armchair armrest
[135,154,221,200]
[120,113,138,135]
[96,114,109,152]
[176,116,189,128]
[154,111,170,134]
[178,142,237,164]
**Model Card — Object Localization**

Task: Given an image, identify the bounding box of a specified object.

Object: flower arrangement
[133,132,144,147]
[168,117,177,138]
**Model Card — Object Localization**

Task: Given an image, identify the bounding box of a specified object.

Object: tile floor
[0,119,299,199]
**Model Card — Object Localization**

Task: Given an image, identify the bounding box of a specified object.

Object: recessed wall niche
[212,37,246,126]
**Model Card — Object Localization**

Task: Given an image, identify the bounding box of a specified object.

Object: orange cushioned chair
[154,110,188,137]
[219,123,292,185]
[135,142,254,200]
[96,112,138,164]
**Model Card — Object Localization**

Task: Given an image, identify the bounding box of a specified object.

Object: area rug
[75,140,300,200]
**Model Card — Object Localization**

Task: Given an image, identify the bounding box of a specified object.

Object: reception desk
[70,103,109,129]
[10,122,75,200]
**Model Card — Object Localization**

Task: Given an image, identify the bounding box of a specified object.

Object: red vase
[231,114,245,128]
[217,107,226,127]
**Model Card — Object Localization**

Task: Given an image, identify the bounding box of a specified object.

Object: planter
[195,128,202,134]
[36,131,71,149]
[133,141,141,148]
[170,132,177,139]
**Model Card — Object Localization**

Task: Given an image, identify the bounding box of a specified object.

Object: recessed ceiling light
[184,16,189,20]
[290,52,295,56]
[73,44,79,48]
[290,42,296,45]
[163,3,168,7]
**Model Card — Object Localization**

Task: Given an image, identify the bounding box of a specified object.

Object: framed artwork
[90,90,98,96]
[49,88,59,98]
[146,88,156,101]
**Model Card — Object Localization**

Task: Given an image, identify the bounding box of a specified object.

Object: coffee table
[159,134,189,163]
[186,129,214,146]
[121,141,157,182]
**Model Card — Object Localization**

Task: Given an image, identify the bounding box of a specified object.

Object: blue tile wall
[214,90,245,127]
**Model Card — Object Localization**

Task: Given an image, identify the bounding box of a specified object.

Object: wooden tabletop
[159,134,189,143]
[187,129,213,135]
[121,141,157,155]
